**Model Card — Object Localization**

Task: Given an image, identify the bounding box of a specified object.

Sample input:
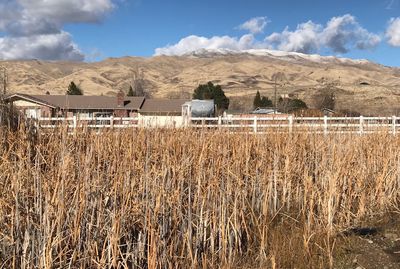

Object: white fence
[36,115,400,134]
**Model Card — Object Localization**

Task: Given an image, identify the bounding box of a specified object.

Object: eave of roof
[5,93,188,113]
[5,94,145,110]
[4,93,58,108]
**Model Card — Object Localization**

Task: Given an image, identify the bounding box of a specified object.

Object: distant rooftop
[4,93,189,113]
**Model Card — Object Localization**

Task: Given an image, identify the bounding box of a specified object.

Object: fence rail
[36,115,400,134]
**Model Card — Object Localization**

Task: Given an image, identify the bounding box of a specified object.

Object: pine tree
[260,96,273,107]
[193,82,229,111]
[212,84,229,111]
[66,81,83,95]
[253,91,262,109]
[127,86,134,96]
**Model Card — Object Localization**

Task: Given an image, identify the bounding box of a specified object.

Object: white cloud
[320,14,381,53]
[265,21,321,53]
[155,14,381,56]
[155,34,268,56]
[386,17,400,46]
[17,0,115,24]
[0,0,116,61]
[238,17,269,34]
[0,32,84,61]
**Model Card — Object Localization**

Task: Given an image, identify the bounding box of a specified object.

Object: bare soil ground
[335,212,400,269]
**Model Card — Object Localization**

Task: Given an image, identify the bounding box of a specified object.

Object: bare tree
[314,85,336,110]
[271,72,288,111]
[0,66,8,97]
[0,66,20,129]
[130,68,150,97]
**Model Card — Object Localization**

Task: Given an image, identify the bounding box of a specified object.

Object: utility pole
[274,75,277,114]
[273,72,283,114]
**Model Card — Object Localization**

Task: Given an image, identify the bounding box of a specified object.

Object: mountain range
[1,49,400,115]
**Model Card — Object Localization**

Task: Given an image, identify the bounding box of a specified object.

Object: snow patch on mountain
[184,48,371,65]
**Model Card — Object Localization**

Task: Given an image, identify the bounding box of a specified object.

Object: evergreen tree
[193,82,229,111]
[253,91,262,109]
[260,96,273,107]
[288,99,308,112]
[253,91,273,109]
[66,81,83,95]
[127,86,134,96]
[212,84,229,111]
[193,83,211,99]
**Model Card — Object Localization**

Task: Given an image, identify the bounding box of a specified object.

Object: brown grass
[0,127,399,268]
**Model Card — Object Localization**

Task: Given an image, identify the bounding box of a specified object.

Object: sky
[0,0,400,66]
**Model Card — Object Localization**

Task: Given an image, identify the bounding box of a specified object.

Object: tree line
[65,80,337,115]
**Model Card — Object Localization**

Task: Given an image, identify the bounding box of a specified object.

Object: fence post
[137,113,141,128]
[110,115,114,129]
[73,115,77,129]
[392,115,396,135]
[34,118,39,130]
[188,115,192,127]
[253,116,257,133]
[359,116,364,135]
[323,115,328,135]
[184,114,189,128]
[288,115,293,133]
[218,116,222,129]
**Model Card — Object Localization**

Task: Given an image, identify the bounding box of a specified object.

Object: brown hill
[1,51,400,115]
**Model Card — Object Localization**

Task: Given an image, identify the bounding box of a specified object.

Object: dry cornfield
[0,127,399,268]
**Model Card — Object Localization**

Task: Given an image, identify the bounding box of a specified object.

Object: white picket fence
[36,115,400,134]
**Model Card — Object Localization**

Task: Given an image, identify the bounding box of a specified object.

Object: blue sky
[1,0,400,66]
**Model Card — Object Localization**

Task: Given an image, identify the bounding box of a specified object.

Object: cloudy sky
[0,0,399,66]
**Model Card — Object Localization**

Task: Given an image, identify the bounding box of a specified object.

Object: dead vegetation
[0,128,399,268]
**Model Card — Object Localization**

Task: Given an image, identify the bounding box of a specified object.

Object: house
[4,92,189,119]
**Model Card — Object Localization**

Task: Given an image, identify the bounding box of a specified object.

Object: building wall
[13,100,54,118]
[14,100,42,107]
[114,109,128,117]
[129,111,138,117]
[139,115,186,128]
[41,106,53,117]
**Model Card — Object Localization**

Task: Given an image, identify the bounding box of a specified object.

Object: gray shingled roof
[140,99,189,113]
[31,95,145,110]
[4,94,188,113]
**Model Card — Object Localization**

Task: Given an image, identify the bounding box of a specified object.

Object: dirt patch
[335,212,400,269]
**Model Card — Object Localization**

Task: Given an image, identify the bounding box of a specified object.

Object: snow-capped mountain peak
[185,48,371,65]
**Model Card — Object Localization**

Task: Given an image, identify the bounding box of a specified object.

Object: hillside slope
[1,50,400,115]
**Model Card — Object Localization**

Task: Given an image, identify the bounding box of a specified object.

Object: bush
[278,98,308,113]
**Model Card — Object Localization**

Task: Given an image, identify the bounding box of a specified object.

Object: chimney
[117,90,125,107]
